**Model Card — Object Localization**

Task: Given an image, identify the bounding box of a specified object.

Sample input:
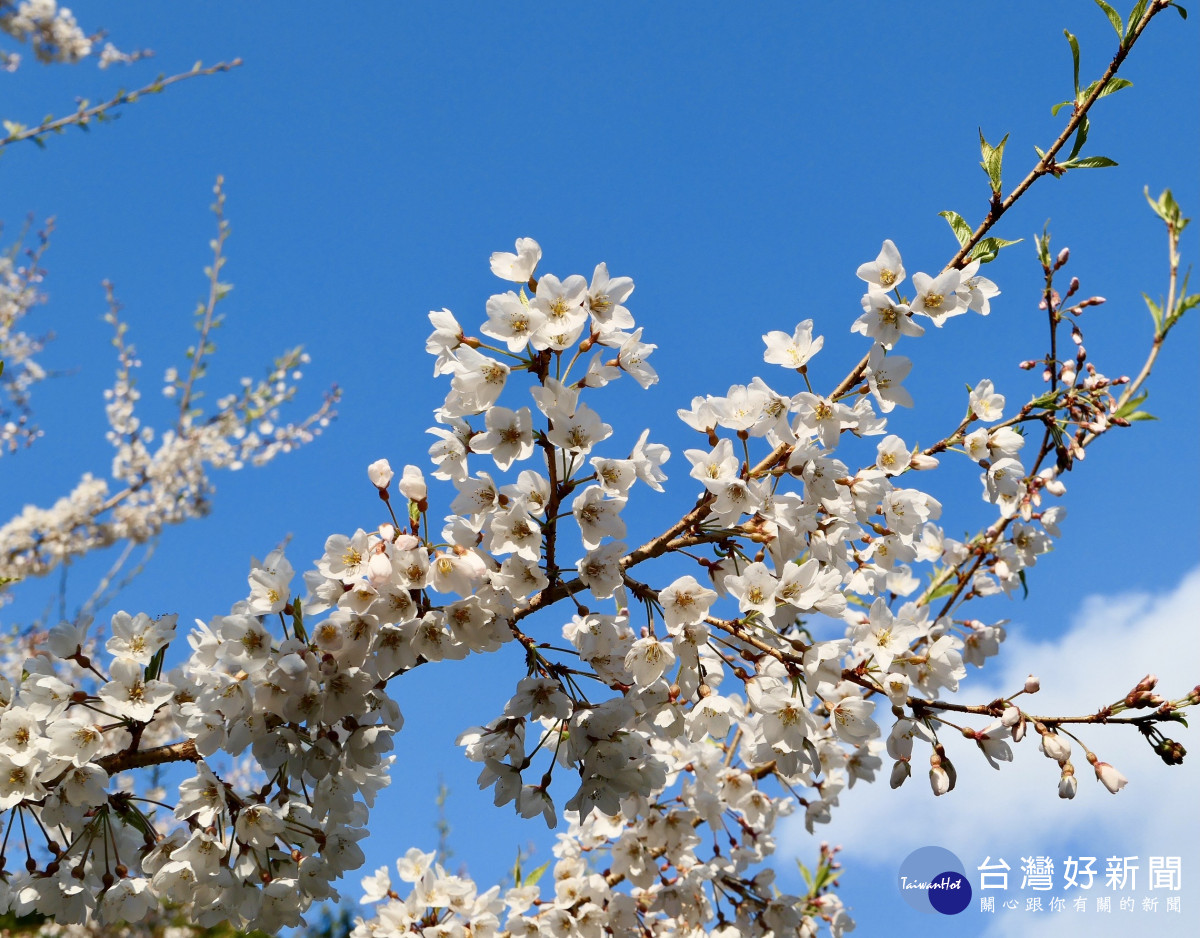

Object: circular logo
[897,846,972,915]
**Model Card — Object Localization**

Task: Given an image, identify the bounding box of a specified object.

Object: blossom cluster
[0,0,139,71]
[0,235,1189,937]
[0,201,338,601]
[0,227,49,456]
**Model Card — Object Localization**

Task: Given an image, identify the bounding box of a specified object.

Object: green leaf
[1114,388,1150,419]
[1067,114,1090,160]
[927,580,957,602]
[938,210,973,247]
[1061,155,1118,169]
[1064,29,1081,95]
[1050,100,1073,117]
[1143,186,1188,232]
[523,860,551,888]
[1018,570,1029,599]
[1093,0,1125,41]
[1125,0,1150,41]
[1029,389,1060,411]
[798,861,814,890]
[970,236,1023,264]
[1174,3,1188,20]
[1036,222,1052,268]
[291,595,307,642]
[1143,292,1164,332]
[978,130,1009,193]
[1095,76,1133,99]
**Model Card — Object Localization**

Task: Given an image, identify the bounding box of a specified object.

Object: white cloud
[783,566,1200,936]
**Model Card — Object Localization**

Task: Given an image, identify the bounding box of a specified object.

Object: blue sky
[1,2,1197,935]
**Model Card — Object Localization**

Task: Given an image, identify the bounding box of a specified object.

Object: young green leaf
[1036,222,1052,268]
[1067,114,1090,160]
[523,859,551,888]
[1125,0,1150,43]
[1093,0,1125,41]
[1143,292,1164,332]
[1095,76,1133,99]
[938,210,973,247]
[969,236,1023,264]
[1064,29,1081,95]
[1114,388,1150,420]
[1061,155,1118,169]
[979,130,1009,193]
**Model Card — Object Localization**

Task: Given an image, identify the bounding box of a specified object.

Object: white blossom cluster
[0,323,335,596]
[0,238,1184,937]
[0,231,49,455]
[0,0,139,71]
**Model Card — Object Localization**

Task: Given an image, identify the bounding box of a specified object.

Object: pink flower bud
[909,453,940,470]
[1001,706,1021,727]
[1092,760,1128,794]
[1024,675,1040,694]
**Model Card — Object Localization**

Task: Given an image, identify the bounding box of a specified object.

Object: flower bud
[1040,732,1071,764]
[1055,247,1070,268]
[398,465,427,501]
[367,458,394,490]
[1024,674,1040,694]
[909,453,939,470]
[1001,705,1021,727]
[929,751,955,796]
[1091,759,1128,794]
[1058,763,1077,799]
[890,759,910,789]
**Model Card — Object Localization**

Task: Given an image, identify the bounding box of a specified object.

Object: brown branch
[95,738,198,775]
[1,60,243,150]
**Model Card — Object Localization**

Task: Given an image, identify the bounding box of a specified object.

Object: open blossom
[959,259,1001,315]
[489,237,541,282]
[762,320,824,369]
[910,268,966,325]
[969,379,1005,421]
[587,262,635,333]
[247,549,294,616]
[659,575,718,631]
[857,239,906,290]
[865,345,914,412]
[106,610,176,665]
[624,636,676,687]
[98,658,174,721]
[482,290,547,352]
[854,290,923,348]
